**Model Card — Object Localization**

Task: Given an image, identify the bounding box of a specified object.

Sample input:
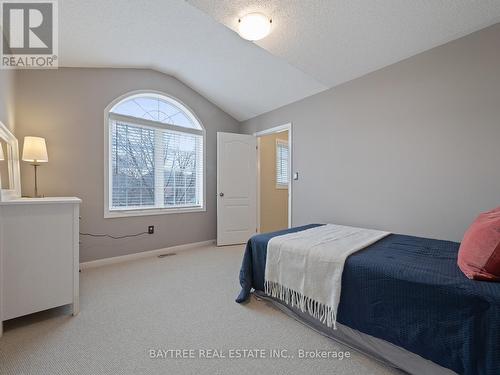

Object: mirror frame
[0,121,21,201]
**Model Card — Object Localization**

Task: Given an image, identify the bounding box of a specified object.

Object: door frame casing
[254,123,292,232]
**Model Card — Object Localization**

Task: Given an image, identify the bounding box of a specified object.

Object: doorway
[216,124,292,245]
[256,124,292,233]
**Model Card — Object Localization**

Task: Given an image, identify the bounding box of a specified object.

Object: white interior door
[217,132,257,246]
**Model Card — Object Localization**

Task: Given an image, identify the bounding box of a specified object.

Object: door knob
[219,192,224,197]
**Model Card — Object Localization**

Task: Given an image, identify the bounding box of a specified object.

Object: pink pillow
[458,207,500,281]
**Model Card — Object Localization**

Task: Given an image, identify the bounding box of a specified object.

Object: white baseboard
[79,239,216,270]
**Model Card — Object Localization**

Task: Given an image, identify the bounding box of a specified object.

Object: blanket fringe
[264,280,337,329]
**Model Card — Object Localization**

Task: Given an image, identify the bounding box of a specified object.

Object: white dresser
[0,197,81,336]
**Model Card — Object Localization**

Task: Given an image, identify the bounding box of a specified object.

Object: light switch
[293,172,299,180]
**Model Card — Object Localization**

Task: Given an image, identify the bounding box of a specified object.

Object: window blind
[109,117,203,211]
[276,140,289,188]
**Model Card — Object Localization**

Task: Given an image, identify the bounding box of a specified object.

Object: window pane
[111,95,200,129]
[111,122,155,208]
[276,142,289,186]
[163,131,202,207]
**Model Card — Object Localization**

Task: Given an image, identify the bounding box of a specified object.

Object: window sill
[104,206,206,219]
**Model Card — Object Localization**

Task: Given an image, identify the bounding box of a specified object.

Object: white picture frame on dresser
[0,121,21,202]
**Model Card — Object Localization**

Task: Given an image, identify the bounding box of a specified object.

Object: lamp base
[31,163,42,198]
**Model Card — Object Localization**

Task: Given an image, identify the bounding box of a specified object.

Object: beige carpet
[0,244,399,375]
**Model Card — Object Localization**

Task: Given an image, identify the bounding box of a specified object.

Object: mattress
[236,225,500,375]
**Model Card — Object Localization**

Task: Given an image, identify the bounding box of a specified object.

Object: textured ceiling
[59,0,326,121]
[59,1,500,121]
[188,0,500,87]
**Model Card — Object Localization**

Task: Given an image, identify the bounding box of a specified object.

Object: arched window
[105,92,205,217]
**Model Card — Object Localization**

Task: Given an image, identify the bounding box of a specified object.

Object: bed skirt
[254,291,456,375]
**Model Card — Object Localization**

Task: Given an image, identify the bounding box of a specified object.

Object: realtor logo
[1,0,58,69]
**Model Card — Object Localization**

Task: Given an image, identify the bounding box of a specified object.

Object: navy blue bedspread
[236,225,500,375]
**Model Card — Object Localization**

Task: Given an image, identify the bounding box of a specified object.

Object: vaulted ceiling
[61,1,500,121]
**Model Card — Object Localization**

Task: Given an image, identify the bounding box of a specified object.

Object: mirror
[0,138,9,189]
[0,121,21,201]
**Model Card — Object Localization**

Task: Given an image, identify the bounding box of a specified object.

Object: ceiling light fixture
[238,13,272,41]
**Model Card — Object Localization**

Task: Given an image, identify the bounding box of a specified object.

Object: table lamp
[22,136,48,198]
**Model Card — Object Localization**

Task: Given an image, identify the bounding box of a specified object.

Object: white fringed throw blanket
[265,224,390,329]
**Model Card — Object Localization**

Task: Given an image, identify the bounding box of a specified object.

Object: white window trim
[275,138,289,190]
[103,90,206,219]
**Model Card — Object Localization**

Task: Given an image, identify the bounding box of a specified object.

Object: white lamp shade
[0,142,4,161]
[22,136,48,163]
[238,13,272,41]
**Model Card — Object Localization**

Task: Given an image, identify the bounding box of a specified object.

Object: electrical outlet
[148,225,154,234]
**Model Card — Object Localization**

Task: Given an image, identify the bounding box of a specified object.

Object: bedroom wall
[14,68,240,262]
[0,70,16,132]
[242,23,500,242]
[259,131,288,233]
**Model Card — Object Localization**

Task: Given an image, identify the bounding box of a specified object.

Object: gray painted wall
[0,70,16,132]
[9,23,500,260]
[14,68,240,262]
[242,23,500,242]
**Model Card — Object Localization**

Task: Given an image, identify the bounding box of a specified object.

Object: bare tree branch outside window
[112,122,201,209]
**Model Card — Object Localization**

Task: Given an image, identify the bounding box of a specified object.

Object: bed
[236,224,500,375]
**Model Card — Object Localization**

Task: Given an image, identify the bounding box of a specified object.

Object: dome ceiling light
[237,13,272,41]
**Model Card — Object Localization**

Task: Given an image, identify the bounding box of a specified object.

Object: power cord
[79,231,148,240]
